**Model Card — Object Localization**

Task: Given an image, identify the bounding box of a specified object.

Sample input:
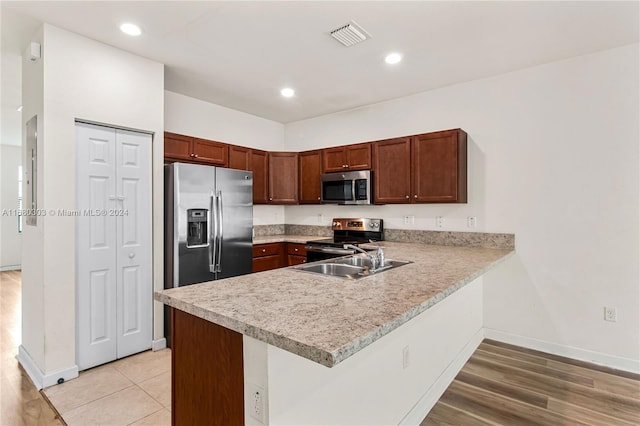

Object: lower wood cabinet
[287,243,307,266]
[252,243,286,273]
[253,242,307,272]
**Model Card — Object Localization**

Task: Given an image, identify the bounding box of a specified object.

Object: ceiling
[2,1,639,135]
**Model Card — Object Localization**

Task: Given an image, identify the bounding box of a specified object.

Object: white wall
[164,91,286,225]
[0,145,22,269]
[21,24,164,379]
[284,45,640,369]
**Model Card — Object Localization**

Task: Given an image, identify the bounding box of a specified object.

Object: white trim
[152,338,167,351]
[0,265,21,271]
[17,345,79,390]
[484,328,640,374]
[399,327,484,425]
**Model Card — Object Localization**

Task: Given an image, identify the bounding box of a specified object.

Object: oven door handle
[305,246,356,255]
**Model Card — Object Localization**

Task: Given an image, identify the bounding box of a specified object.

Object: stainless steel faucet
[343,244,385,270]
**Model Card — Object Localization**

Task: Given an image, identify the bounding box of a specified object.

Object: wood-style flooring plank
[421,401,497,426]
[423,339,640,425]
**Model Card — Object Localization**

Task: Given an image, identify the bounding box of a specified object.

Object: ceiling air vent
[329,21,371,47]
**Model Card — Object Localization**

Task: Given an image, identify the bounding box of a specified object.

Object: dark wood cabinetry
[252,243,286,273]
[322,143,371,173]
[373,138,412,204]
[229,146,269,204]
[164,132,228,166]
[298,150,323,204]
[286,243,307,266]
[412,129,467,203]
[373,129,467,204]
[268,152,298,204]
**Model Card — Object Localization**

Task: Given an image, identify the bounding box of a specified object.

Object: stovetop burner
[306,218,384,247]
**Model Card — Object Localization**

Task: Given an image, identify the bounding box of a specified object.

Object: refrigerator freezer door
[174,163,217,286]
[215,168,253,280]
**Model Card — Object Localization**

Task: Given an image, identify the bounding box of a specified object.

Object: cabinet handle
[317,196,320,200]
[414,195,418,198]
[269,197,273,201]
[405,195,409,199]
[190,153,195,157]
[262,249,266,253]
[294,248,298,252]
[194,154,199,158]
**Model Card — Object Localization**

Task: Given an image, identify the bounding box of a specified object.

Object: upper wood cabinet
[373,129,467,204]
[412,129,467,203]
[228,145,251,171]
[268,152,298,204]
[164,132,228,166]
[298,150,323,204]
[164,132,193,162]
[373,138,412,204]
[322,143,371,173]
[251,149,269,204]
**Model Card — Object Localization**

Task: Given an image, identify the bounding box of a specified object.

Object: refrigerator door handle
[209,192,217,273]
[215,190,223,272]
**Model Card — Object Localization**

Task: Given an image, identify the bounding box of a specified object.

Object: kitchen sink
[293,254,412,280]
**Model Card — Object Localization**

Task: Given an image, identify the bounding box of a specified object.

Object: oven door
[305,245,356,262]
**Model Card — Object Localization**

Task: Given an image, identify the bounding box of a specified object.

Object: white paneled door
[76,122,152,370]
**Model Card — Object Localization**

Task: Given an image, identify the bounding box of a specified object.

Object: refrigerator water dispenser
[186,209,208,247]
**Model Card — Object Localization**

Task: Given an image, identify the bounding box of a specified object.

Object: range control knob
[333,221,341,227]
[373,223,380,228]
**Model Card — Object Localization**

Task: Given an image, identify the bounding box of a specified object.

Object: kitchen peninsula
[155,236,514,425]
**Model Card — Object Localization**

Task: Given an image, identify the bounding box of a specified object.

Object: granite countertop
[155,241,514,367]
[253,235,319,244]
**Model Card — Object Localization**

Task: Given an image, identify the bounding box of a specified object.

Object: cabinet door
[287,255,306,266]
[164,132,193,161]
[346,143,372,170]
[268,152,298,204]
[229,145,251,171]
[412,129,467,203]
[373,138,411,204]
[322,147,347,173]
[251,149,269,204]
[193,138,228,166]
[298,150,322,204]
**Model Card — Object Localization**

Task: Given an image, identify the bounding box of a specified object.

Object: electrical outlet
[402,346,410,369]
[403,215,415,226]
[436,216,445,228]
[248,383,265,423]
[467,216,477,228]
[604,306,617,322]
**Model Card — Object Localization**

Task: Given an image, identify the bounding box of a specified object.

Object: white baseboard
[484,328,640,374]
[17,345,79,390]
[399,327,484,425]
[152,338,167,351]
[0,265,21,271]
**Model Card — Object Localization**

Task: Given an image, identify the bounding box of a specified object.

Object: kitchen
[0,1,638,425]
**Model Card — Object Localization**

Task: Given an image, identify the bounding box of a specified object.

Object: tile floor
[44,349,172,426]
[1,270,172,426]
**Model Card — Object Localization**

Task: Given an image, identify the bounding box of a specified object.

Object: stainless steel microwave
[321,170,372,205]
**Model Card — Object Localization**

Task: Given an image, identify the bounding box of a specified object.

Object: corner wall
[0,145,23,269]
[284,44,640,370]
[21,24,164,379]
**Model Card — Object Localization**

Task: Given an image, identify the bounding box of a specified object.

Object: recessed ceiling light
[280,88,295,98]
[120,23,142,36]
[385,53,402,65]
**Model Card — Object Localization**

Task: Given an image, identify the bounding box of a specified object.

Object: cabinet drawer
[286,243,307,256]
[253,243,284,258]
[252,255,283,273]
[287,254,306,266]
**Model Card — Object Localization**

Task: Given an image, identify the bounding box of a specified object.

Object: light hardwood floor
[0,270,63,425]
[422,339,640,425]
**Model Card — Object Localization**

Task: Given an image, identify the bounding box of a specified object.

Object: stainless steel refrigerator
[164,163,253,344]
[165,162,253,289]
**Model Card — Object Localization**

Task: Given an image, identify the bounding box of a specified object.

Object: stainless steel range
[305,218,383,262]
